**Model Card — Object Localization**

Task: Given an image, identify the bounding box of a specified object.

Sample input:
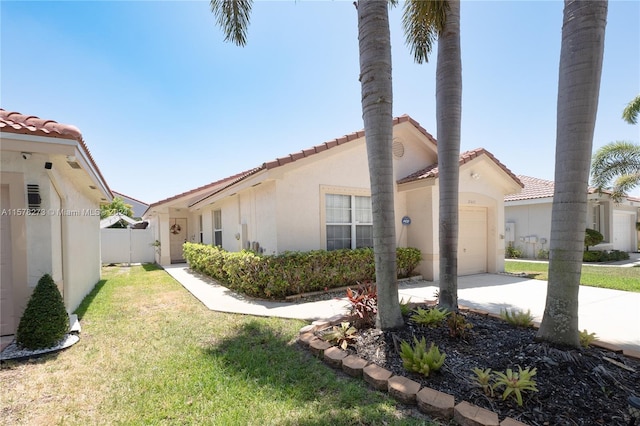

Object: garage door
[613,212,633,252]
[458,207,487,275]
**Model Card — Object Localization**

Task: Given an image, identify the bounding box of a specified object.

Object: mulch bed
[319,306,640,426]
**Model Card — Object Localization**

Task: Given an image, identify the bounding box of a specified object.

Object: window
[199,215,203,243]
[326,194,373,250]
[213,210,222,247]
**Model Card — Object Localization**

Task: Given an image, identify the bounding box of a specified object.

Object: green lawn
[505,260,640,292]
[0,265,434,426]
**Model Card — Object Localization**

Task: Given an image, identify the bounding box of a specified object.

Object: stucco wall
[0,149,102,318]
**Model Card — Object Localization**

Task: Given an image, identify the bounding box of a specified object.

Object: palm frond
[210,0,253,47]
[590,140,640,201]
[402,0,449,64]
[622,94,640,125]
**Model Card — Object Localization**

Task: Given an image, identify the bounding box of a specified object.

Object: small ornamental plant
[500,308,534,328]
[16,274,69,350]
[321,322,357,350]
[579,329,597,348]
[492,366,538,407]
[399,337,446,377]
[346,283,377,329]
[411,306,450,327]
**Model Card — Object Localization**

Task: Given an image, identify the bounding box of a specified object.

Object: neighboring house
[144,115,523,280]
[0,109,112,348]
[504,175,640,258]
[112,191,149,219]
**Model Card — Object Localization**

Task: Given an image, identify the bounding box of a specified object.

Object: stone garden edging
[297,307,640,426]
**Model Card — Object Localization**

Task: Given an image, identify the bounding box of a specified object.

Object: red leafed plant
[346,282,377,329]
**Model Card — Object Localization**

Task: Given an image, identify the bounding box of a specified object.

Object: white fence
[101,228,155,264]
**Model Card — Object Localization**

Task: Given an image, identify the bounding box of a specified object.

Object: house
[0,109,112,349]
[144,115,523,280]
[504,175,640,258]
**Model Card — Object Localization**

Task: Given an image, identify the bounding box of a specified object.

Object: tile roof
[112,191,149,207]
[262,114,437,170]
[152,114,436,208]
[504,175,555,202]
[506,175,640,203]
[397,147,523,187]
[0,108,112,198]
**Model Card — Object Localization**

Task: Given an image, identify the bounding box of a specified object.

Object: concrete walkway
[164,261,640,351]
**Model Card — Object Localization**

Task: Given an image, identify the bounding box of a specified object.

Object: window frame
[320,185,373,251]
[213,209,222,247]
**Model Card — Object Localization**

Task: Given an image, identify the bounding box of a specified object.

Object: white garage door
[458,206,487,275]
[613,212,633,252]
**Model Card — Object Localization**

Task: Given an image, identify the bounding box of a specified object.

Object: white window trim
[320,185,372,250]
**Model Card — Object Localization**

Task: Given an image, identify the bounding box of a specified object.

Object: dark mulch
[320,307,640,426]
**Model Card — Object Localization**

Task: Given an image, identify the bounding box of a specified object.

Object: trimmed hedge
[583,249,630,263]
[16,274,69,350]
[183,243,422,299]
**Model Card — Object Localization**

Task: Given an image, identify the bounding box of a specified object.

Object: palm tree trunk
[537,0,607,347]
[357,0,404,330]
[436,0,461,311]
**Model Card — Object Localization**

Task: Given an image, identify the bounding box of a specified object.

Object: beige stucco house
[0,109,112,348]
[144,115,523,280]
[505,175,640,258]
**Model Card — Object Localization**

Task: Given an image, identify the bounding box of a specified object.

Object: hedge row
[583,249,630,263]
[183,243,422,299]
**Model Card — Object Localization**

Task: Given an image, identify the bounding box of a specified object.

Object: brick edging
[298,307,640,426]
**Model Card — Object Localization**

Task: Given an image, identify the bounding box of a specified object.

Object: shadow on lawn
[74,279,108,320]
[203,319,432,425]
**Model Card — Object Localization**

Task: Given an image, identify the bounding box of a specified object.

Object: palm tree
[210,0,404,329]
[356,0,404,329]
[402,0,461,311]
[622,94,640,125]
[536,0,608,348]
[591,141,640,202]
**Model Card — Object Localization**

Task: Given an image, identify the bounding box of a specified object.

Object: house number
[402,216,411,225]
[468,200,476,204]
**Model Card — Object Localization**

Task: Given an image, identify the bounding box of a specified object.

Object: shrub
[505,244,523,259]
[182,243,422,299]
[584,228,603,251]
[579,329,597,348]
[16,274,69,350]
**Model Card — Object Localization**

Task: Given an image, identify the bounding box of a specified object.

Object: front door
[169,218,187,263]
[1,184,15,336]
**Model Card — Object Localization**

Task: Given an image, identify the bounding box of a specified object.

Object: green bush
[183,243,422,299]
[16,274,69,350]
[583,250,630,263]
[584,228,603,251]
[505,244,522,259]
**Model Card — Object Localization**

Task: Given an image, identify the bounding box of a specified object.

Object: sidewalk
[164,264,640,351]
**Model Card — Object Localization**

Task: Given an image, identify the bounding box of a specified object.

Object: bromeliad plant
[321,322,358,350]
[399,337,446,377]
[470,367,494,397]
[492,366,538,407]
[346,282,377,329]
[580,329,597,348]
[500,308,534,328]
[411,306,450,327]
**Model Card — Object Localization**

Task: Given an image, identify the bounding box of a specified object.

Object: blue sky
[2,1,638,204]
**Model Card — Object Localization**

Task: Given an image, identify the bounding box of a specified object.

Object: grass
[0,264,434,426]
[505,260,640,292]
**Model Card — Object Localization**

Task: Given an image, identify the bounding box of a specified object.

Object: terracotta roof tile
[398,148,523,187]
[161,115,437,207]
[504,175,555,202]
[0,108,112,199]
